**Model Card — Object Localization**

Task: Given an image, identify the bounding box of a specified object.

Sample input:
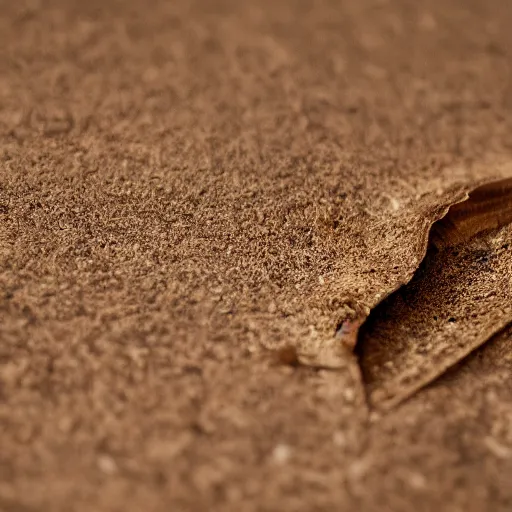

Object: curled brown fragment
[431,178,512,250]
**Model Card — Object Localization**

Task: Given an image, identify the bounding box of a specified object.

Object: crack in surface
[355,178,512,410]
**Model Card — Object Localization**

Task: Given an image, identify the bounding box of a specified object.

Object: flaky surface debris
[1,0,512,511]
[431,178,512,249]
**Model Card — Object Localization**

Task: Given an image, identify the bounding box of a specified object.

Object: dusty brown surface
[1,0,512,511]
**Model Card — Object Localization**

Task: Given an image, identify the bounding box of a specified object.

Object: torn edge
[275,176,512,407]
[356,176,512,410]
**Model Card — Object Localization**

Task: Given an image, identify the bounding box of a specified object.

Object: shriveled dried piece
[358,223,512,411]
[431,178,512,250]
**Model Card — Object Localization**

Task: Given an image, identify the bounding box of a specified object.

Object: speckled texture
[1,0,512,510]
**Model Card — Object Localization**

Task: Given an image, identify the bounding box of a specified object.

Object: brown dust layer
[2,1,512,511]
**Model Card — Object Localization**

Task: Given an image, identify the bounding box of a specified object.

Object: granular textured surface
[1,1,512,511]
